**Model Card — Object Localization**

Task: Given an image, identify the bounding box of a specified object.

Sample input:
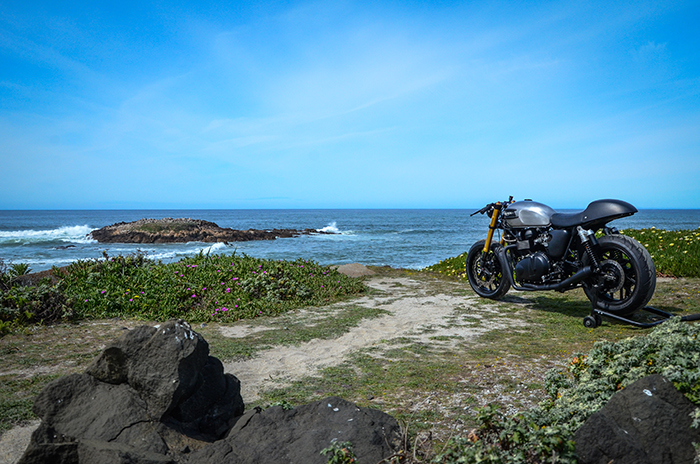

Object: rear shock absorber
[577,226,600,272]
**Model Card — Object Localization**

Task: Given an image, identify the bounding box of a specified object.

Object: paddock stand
[583,292,700,329]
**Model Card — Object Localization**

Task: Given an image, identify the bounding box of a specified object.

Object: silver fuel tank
[502,200,555,228]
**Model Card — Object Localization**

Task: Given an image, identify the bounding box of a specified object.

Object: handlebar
[470,196,514,216]
[470,204,493,216]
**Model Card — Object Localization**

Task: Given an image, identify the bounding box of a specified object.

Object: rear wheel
[583,234,656,316]
[466,239,510,299]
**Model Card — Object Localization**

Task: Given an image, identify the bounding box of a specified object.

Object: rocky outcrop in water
[88,218,326,244]
[18,320,402,464]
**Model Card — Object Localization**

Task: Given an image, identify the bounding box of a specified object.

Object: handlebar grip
[470,204,491,216]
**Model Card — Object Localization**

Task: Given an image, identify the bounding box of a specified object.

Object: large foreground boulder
[188,396,401,464]
[18,320,402,464]
[575,374,700,464]
[19,320,243,464]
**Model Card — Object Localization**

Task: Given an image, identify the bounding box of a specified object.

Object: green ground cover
[623,228,700,277]
[431,318,700,463]
[1,252,365,334]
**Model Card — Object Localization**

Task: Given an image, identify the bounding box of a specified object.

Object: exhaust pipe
[496,248,593,291]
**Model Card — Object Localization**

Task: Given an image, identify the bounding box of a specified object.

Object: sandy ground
[0,269,517,464]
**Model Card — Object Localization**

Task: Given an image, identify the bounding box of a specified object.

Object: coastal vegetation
[1,252,365,335]
[432,318,700,463]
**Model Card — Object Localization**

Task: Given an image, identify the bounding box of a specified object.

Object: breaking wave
[146,242,230,262]
[317,222,340,234]
[0,225,96,245]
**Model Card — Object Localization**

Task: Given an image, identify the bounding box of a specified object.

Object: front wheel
[583,234,656,316]
[466,239,510,299]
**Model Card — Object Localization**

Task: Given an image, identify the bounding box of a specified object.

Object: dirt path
[221,275,519,402]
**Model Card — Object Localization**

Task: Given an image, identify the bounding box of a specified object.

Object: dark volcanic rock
[19,320,244,464]
[188,397,402,464]
[19,321,402,464]
[89,217,326,243]
[84,321,242,432]
[575,374,700,464]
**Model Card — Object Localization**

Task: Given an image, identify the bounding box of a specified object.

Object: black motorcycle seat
[551,211,586,228]
[551,199,637,229]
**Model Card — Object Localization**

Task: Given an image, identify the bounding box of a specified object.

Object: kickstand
[583,288,700,328]
[583,289,603,328]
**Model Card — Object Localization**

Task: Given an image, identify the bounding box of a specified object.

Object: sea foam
[317,222,340,234]
[0,225,97,245]
[147,242,230,262]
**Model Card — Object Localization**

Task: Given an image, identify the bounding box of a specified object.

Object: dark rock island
[88,218,326,244]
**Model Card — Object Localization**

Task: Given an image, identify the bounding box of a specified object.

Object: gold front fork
[483,202,503,253]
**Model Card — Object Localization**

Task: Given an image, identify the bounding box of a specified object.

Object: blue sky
[1,1,699,209]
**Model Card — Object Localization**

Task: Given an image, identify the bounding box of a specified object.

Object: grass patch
[433,317,700,464]
[622,228,700,277]
[0,375,60,435]
[421,252,468,280]
[0,321,138,432]
[249,267,698,461]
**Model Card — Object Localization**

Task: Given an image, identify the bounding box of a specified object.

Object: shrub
[0,259,73,336]
[1,283,73,324]
[59,252,365,322]
[1,252,365,333]
[434,318,700,463]
[321,440,357,464]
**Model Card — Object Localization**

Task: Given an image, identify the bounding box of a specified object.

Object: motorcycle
[467,197,656,328]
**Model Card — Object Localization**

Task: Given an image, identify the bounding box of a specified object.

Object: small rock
[336,263,375,277]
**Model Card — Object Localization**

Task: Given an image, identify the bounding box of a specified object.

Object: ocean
[1,208,700,273]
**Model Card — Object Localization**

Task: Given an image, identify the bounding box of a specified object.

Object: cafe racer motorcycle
[467,197,656,328]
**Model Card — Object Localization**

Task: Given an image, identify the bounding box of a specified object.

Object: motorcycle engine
[510,228,572,283]
[515,251,550,283]
[503,201,573,283]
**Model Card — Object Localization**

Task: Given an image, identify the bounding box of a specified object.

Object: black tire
[583,316,598,328]
[583,234,656,316]
[466,239,510,299]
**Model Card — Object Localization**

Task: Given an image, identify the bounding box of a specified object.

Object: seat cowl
[551,200,637,229]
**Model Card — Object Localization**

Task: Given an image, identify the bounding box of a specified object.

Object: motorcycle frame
[481,202,593,293]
